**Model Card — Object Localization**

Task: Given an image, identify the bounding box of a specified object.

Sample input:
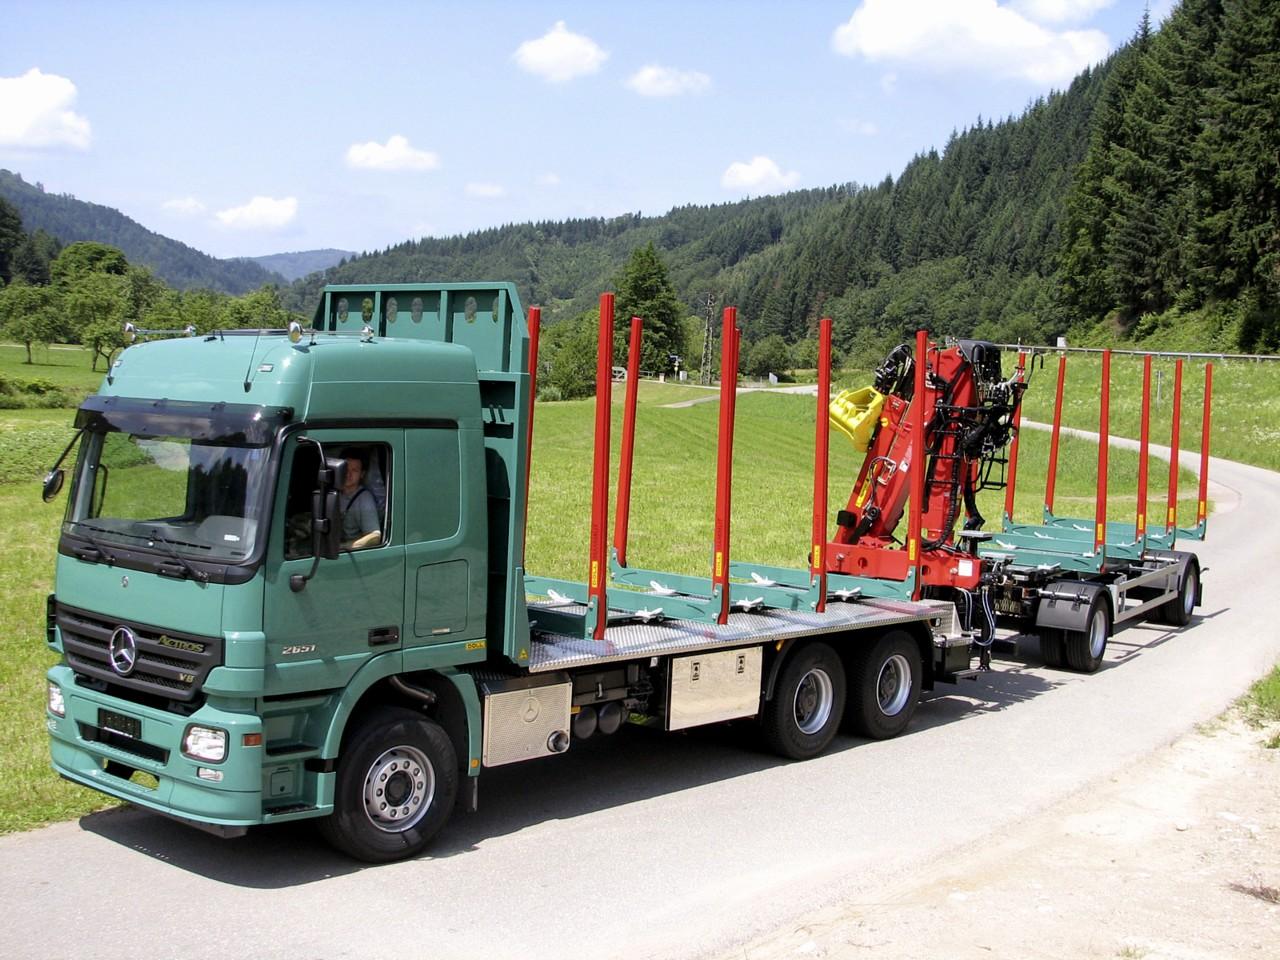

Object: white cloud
[513,21,608,83]
[831,0,1110,86]
[721,156,801,193]
[845,120,879,136]
[215,196,298,230]
[536,172,561,187]
[345,134,440,171]
[880,72,898,94]
[162,196,206,216]
[1012,0,1113,24]
[626,65,711,97]
[465,182,505,199]
[0,68,91,149]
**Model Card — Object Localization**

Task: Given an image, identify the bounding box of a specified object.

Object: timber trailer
[39,283,1207,862]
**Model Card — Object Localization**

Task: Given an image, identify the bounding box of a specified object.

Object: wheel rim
[877,654,912,716]
[1088,608,1108,658]
[1183,569,1197,616]
[362,745,435,834]
[793,667,834,735]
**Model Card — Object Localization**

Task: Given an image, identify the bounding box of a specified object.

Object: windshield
[63,398,288,565]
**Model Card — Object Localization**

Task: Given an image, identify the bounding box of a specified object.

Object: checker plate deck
[526,596,954,672]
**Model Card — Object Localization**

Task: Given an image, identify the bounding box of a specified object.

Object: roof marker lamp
[360,324,375,343]
[123,322,137,344]
[182,725,227,763]
[288,321,304,344]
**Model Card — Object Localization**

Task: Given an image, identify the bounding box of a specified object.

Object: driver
[339,451,381,549]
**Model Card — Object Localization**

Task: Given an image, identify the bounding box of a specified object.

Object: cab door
[262,429,405,694]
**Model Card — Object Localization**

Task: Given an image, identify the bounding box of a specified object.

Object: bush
[0,375,81,409]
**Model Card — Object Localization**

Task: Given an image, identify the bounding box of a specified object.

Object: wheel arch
[1033,580,1113,636]
[321,660,481,777]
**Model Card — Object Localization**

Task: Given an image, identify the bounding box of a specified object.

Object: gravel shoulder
[719,711,1280,960]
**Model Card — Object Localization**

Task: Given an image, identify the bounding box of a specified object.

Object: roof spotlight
[288,321,304,344]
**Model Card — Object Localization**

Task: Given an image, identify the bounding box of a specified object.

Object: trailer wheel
[1064,596,1111,673]
[763,642,846,760]
[1039,629,1067,668]
[319,706,457,863]
[846,630,921,740]
[1154,560,1199,627]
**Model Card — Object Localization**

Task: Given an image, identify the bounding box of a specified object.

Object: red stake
[1166,359,1183,535]
[712,307,739,624]
[613,317,644,568]
[1094,350,1111,557]
[1136,354,1152,545]
[1197,363,1213,531]
[811,318,832,612]
[521,306,541,562]
[587,294,614,640]
[1045,354,1066,516]
[907,330,927,600]
[1004,351,1027,524]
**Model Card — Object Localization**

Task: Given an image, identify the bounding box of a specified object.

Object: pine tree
[613,242,686,372]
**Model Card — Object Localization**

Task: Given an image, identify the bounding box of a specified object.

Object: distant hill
[0,170,285,295]
[247,248,354,282]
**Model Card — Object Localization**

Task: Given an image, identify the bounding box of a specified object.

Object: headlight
[47,682,65,717]
[182,725,227,763]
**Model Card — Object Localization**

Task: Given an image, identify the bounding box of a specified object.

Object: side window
[283,441,391,559]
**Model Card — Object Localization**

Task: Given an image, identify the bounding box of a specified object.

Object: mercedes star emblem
[108,626,138,677]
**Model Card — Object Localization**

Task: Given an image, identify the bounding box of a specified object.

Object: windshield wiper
[69,522,118,565]
[148,528,210,583]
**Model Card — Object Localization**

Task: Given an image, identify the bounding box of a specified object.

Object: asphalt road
[2,439,1276,960]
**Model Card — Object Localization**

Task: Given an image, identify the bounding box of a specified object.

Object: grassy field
[0,363,1213,834]
[1240,666,1280,749]
[1016,352,1280,473]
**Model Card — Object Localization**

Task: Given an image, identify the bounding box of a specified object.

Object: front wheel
[762,642,847,760]
[846,630,921,740]
[1064,596,1111,673]
[319,706,458,863]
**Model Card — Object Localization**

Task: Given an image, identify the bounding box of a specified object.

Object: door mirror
[291,446,347,592]
[41,469,65,502]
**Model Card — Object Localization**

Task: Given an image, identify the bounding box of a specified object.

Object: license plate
[99,708,141,740]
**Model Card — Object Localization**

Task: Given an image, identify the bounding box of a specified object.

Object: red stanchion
[1197,363,1213,530]
[1136,355,1151,543]
[908,331,927,600]
[587,294,614,640]
[1166,359,1183,534]
[712,308,739,624]
[1094,350,1111,556]
[1004,351,1026,524]
[810,318,832,612]
[1045,354,1066,516]
[613,318,644,568]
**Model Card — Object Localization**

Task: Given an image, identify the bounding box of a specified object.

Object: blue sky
[0,1,1169,260]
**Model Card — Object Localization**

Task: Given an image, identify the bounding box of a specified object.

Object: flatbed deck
[526,596,961,672]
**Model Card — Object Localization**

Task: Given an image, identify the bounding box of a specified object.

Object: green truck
[43,282,968,862]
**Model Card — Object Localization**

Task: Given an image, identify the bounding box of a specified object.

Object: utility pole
[699,292,717,386]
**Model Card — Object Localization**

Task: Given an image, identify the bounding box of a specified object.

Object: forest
[0,0,1275,389]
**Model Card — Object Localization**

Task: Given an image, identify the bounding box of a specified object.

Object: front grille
[58,603,223,703]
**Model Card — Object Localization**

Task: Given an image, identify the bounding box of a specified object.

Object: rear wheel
[1064,596,1111,673]
[762,643,846,760]
[1154,560,1199,627]
[846,630,921,740]
[319,706,457,863]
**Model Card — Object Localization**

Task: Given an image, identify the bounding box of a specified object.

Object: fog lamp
[196,767,224,782]
[47,682,65,717]
[182,725,227,762]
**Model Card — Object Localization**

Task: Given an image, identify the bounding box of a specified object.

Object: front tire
[319,706,458,863]
[1064,596,1111,673]
[762,642,846,760]
[846,630,921,740]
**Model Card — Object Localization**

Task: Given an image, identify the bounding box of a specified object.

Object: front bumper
[47,664,265,827]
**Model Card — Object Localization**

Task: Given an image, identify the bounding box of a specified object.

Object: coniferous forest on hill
[1,0,1276,369]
